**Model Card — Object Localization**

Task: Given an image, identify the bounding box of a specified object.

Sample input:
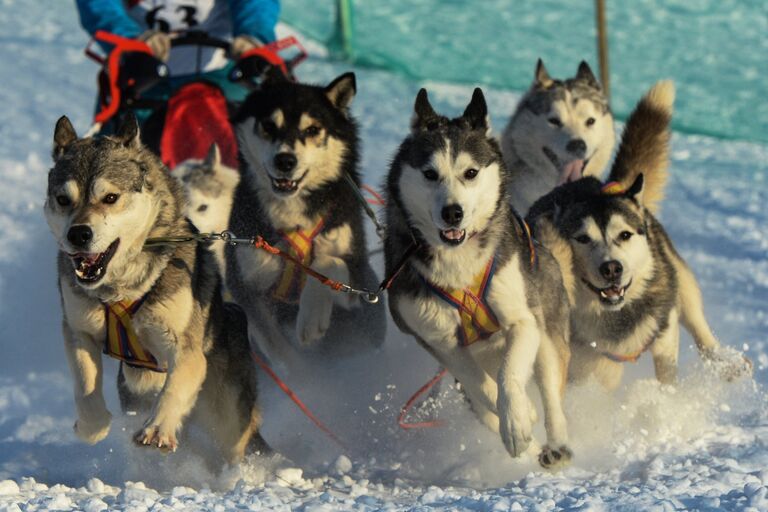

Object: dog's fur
[385,88,572,468]
[528,81,751,389]
[171,143,240,281]
[227,72,385,363]
[501,60,615,213]
[45,116,264,464]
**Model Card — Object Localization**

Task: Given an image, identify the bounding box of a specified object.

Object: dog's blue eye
[103,193,119,205]
[548,117,562,127]
[586,117,596,127]
[619,231,633,241]
[575,234,590,244]
[56,195,71,207]
[464,168,479,180]
[422,169,439,181]
[304,126,321,137]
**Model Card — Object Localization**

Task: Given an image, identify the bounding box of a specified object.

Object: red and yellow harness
[425,258,502,346]
[272,218,326,303]
[103,296,166,373]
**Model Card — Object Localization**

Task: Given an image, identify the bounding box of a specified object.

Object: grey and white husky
[501,60,615,213]
[384,88,572,468]
[528,81,752,390]
[227,72,385,364]
[45,116,265,464]
[171,143,240,281]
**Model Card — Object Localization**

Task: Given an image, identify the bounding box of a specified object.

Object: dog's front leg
[63,325,112,444]
[496,315,540,458]
[135,345,206,452]
[296,254,349,346]
[434,346,499,426]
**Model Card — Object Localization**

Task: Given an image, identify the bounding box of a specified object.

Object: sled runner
[84,30,307,169]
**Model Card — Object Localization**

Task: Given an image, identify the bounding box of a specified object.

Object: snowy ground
[0,2,767,510]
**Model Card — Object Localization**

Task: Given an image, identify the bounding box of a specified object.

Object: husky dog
[227,72,385,363]
[385,88,572,468]
[171,143,240,280]
[501,60,615,213]
[45,116,265,464]
[528,81,752,390]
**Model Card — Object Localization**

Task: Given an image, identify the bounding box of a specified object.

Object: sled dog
[172,143,240,281]
[528,81,752,389]
[385,88,572,468]
[227,72,385,364]
[501,60,615,213]
[45,116,265,464]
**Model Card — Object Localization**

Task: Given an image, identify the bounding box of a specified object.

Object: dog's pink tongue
[557,159,585,185]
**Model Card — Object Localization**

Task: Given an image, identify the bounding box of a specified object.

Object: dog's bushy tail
[608,80,675,214]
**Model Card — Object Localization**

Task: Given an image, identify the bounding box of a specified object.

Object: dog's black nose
[600,260,623,280]
[67,225,93,248]
[273,153,297,173]
[566,139,587,155]
[441,204,464,226]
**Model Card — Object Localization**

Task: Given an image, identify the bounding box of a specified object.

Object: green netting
[283,0,767,144]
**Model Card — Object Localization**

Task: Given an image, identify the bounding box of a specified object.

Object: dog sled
[84,29,307,169]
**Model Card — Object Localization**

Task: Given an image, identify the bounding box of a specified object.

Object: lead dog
[227,72,385,364]
[528,81,752,389]
[385,88,572,468]
[501,60,615,213]
[45,115,264,464]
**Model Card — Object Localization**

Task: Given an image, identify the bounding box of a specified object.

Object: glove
[138,30,171,62]
[230,35,263,60]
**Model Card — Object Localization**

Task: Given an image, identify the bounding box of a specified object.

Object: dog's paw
[296,285,333,346]
[134,423,178,453]
[497,382,533,458]
[73,410,112,444]
[538,444,573,469]
[706,348,753,382]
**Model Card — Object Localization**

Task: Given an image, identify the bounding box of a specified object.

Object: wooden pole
[595,0,610,102]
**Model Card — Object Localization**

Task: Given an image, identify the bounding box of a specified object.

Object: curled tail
[609,80,675,214]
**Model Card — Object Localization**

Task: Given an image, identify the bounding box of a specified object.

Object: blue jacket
[76,0,279,44]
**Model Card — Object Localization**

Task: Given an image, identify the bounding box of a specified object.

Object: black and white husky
[384,88,573,468]
[528,81,752,389]
[501,60,615,213]
[226,72,385,364]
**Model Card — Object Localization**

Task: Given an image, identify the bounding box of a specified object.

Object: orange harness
[272,218,326,303]
[424,259,501,346]
[103,296,166,373]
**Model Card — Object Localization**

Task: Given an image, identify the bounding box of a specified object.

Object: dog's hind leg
[675,259,719,355]
[650,309,680,385]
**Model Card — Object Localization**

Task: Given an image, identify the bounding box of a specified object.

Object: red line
[398,368,448,429]
[250,351,347,449]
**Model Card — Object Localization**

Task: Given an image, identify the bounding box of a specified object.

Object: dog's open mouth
[583,278,632,306]
[542,147,591,185]
[439,228,466,245]
[270,171,308,194]
[69,239,119,284]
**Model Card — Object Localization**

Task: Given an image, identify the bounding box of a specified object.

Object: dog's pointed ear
[325,72,356,113]
[576,60,600,88]
[116,113,141,148]
[204,143,221,170]
[462,88,491,135]
[534,58,553,88]
[411,88,441,134]
[625,173,645,203]
[53,116,78,161]
[262,65,288,86]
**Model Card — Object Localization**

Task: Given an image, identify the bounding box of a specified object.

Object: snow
[0,1,766,511]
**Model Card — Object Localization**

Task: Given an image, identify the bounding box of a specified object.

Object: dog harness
[272,218,326,303]
[425,258,501,346]
[600,337,655,363]
[103,296,167,373]
[601,181,625,195]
